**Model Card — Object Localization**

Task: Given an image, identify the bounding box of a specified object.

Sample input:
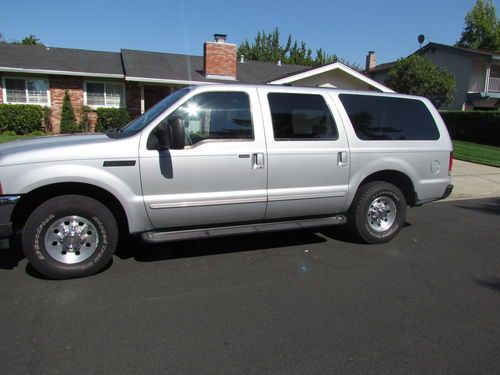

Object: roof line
[125,76,216,85]
[0,67,124,78]
[269,62,394,93]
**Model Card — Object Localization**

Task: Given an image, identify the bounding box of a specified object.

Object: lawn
[0,134,35,143]
[453,140,500,168]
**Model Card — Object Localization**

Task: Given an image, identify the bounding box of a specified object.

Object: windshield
[120,88,192,133]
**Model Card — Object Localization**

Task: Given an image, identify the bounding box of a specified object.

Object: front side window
[86,82,124,108]
[5,78,49,105]
[164,91,253,145]
[268,93,338,141]
[339,94,440,141]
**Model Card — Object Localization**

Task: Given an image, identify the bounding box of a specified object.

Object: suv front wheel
[348,181,407,243]
[22,195,119,279]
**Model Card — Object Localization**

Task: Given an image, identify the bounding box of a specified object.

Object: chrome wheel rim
[367,196,397,232]
[44,216,99,264]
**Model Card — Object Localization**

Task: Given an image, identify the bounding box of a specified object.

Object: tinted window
[268,93,338,140]
[339,94,440,141]
[167,92,253,145]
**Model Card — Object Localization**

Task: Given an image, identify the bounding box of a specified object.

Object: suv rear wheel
[348,181,407,243]
[22,195,118,279]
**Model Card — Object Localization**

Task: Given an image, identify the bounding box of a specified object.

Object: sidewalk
[446,159,500,201]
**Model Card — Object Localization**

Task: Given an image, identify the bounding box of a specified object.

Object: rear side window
[268,93,338,140]
[339,94,440,141]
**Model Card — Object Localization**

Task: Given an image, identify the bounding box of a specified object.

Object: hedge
[440,111,500,147]
[95,108,130,132]
[0,104,44,134]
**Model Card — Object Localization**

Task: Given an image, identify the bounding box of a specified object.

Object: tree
[385,54,456,108]
[0,33,44,45]
[238,27,339,67]
[60,91,79,133]
[21,34,43,46]
[457,0,500,52]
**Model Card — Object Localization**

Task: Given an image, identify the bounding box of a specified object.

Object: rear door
[257,87,350,220]
[139,86,268,229]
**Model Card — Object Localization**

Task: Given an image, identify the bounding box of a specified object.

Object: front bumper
[0,195,20,238]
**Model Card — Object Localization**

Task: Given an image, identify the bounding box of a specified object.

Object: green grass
[453,140,500,168]
[0,134,34,143]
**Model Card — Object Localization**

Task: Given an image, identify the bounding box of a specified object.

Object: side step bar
[142,216,346,243]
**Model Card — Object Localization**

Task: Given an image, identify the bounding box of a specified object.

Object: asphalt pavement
[1,197,500,374]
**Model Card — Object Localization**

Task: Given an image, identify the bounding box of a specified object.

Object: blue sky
[0,0,495,67]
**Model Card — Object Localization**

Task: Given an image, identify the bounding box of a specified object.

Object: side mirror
[147,116,185,150]
[168,117,186,150]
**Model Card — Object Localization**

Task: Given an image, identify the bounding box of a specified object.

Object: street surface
[1,198,499,374]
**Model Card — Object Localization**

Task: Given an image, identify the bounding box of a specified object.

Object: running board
[142,216,346,243]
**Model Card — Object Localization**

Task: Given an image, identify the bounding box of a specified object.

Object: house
[366,43,500,110]
[0,34,392,133]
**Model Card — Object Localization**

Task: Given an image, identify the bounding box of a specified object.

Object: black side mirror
[147,116,185,150]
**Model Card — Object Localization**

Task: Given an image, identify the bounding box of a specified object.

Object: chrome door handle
[338,152,348,167]
[253,153,265,170]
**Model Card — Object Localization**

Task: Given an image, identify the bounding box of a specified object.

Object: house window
[85,82,124,108]
[4,78,49,105]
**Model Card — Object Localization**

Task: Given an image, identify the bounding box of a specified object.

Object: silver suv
[0,85,453,279]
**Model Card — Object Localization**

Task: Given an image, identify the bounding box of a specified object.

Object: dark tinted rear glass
[339,94,440,141]
[268,93,338,140]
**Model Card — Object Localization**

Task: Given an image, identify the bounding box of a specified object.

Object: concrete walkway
[447,159,500,201]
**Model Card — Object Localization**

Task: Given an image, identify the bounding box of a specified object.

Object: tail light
[448,152,453,175]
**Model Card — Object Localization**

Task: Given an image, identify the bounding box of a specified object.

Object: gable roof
[367,42,500,74]
[419,42,500,59]
[270,62,395,92]
[0,43,124,78]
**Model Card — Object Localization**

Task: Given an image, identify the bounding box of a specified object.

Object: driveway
[448,159,500,200]
[1,197,499,374]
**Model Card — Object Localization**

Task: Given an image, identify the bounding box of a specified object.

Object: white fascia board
[125,76,216,85]
[269,62,395,93]
[0,66,124,79]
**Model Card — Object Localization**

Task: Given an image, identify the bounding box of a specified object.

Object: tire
[22,195,118,279]
[348,181,407,244]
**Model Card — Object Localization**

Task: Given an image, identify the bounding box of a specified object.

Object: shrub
[95,108,130,132]
[60,90,79,134]
[440,110,500,147]
[0,104,44,134]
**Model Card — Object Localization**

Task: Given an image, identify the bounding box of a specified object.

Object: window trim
[172,91,255,147]
[2,76,51,106]
[84,80,126,109]
[267,92,339,142]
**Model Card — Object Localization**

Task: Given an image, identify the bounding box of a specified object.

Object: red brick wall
[126,82,141,119]
[49,76,84,134]
[204,42,237,79]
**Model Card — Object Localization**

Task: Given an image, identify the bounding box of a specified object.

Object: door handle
[338,152,348,167]
[252,153,265,170]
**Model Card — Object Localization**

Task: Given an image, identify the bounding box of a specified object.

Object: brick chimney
[204,34,237,80]
[365,51,376,71]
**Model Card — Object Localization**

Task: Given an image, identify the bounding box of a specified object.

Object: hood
[0,133,140,167]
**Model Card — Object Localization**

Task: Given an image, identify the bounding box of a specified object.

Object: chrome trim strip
[0,195,21,206]
[150,197,267,209]
[269,192,346,202]
[150,192,345,209]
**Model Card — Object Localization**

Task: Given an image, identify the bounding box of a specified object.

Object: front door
[139,87,267,229]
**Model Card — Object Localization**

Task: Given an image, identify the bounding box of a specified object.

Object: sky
[0,0,496,67]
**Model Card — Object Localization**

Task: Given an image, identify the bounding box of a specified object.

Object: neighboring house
[366,43,500,110]
[0,34,392,133]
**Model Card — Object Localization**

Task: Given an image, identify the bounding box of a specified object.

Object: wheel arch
[12,182,129,237]
[349,170,416,209]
